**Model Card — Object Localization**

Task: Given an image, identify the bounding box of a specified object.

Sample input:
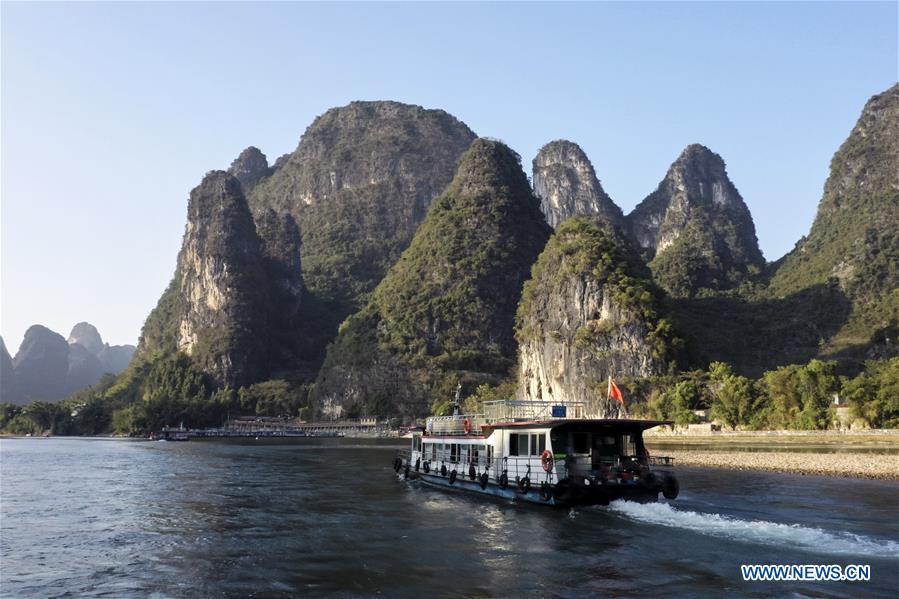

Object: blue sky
[2,2,896,348]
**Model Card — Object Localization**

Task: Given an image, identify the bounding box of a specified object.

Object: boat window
[520,434,531,456]
[623,434,636,457]
[572,432,590,454]
[529,434,545,455]
[509,433,520,456]
[451,444,460,464]
[487,445,493,467]
[431,443,437,461]
[413,435,421,451]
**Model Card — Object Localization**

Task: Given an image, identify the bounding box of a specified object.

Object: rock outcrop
[315,139,552,418]
[532,140,624,229]
[768,83,899,357]
[227,146,272,195]
[516,219,679,416]
[626,144,764,297]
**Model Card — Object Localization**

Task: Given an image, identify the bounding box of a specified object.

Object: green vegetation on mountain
[517,219,677,356]
[314,139,551,417]
[249,101,477,362]
[626,144,765,298]
[768,84,899,359]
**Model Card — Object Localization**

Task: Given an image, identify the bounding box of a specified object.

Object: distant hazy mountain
[1,323,135,405]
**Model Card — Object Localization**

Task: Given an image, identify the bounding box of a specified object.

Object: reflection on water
[1,438,897,598]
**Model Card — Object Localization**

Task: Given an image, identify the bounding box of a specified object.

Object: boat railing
[482,400,591,423]
[649,455,675,467]
[425,413,486,435]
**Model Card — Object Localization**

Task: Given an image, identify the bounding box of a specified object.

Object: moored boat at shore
[395,399,679,507]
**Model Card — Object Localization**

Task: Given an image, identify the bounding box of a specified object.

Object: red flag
[608,377,625,405]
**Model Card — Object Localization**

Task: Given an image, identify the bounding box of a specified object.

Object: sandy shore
[650,449,899,480]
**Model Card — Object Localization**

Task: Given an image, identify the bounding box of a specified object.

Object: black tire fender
[518,476,531,494]
[414,458,421,472]
[423,461,430,474]
[403,464,410,480]
[499,472,508,489]
[441,464,447,477]
[449,470,457,485]
[479,472,489,489]
[468,465,476,480]
[662,474,680,500]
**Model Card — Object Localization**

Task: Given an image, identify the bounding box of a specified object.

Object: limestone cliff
[516,219,679,416]
[172,171,275,386]
[626,144,764,297]
[315,139,552,418]
[532,140,624,229]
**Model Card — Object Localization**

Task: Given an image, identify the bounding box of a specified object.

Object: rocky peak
[68,322,104,355]
[175,171,270,386]
[626,144,764,296]
[248,101,477,314]
[532,140,624,229]
[227,146,270,195]
[516,219,677,416]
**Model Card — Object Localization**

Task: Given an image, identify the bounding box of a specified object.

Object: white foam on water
[608,500,899,558]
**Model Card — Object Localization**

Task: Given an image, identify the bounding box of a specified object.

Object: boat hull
[404,469,660,507]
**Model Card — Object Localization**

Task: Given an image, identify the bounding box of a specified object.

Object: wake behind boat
[394,398,680,507]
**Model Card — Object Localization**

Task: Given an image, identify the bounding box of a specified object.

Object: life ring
[499,472,508,489]
[462,418,471,434]
[449,470,457,485]
[423,461,431,474]
[540,449,554,473]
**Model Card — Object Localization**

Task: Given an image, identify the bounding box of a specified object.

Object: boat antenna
[453,382,462,416]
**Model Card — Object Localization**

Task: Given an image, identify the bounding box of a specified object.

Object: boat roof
[484,418,671,431]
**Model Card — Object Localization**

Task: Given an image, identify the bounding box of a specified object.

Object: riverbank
[645,430,899,480]
[654,449,899,480]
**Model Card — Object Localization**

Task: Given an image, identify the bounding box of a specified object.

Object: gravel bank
[660,450,899,480]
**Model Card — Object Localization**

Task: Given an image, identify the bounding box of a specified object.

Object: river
[1,438,897,597]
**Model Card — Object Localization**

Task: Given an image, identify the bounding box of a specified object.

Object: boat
[394,398,679,507]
